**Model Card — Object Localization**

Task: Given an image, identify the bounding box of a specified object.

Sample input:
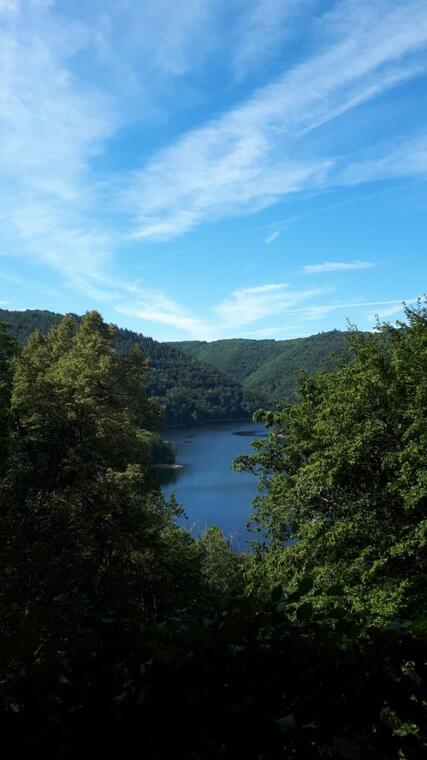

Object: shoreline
[162,416,255,431]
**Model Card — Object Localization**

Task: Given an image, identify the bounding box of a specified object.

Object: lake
[161,422,266,550]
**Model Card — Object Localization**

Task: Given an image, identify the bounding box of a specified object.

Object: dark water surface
[161,422,265,550]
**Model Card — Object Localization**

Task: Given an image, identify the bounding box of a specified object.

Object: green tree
[9,312,165,489]
[0,312,202,725]
[200,526,244,597]
[1,307,261,426]
[1,308,426,759]
[0,321,17,469]
[236,301,427,620]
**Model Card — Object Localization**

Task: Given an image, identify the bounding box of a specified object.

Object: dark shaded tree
[0,321,16,469]
[0,313,203,744]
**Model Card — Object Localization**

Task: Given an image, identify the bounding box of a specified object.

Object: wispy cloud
[117,282,326,338]
[0,0,220,298]
[238,326,287,339]
[215,283,327,328]
[114,285,419,340]
[336,134,427,185]
[116,289,214,340]
[231,0,308,82]
[128,0,427,240]
[292,298,414,321]
[264,230,281,244]
[0,0,425,332]
[366,303,406,321]
[303,261,376,273]
[0,0,117,293]
[91,0,221,83]
[115,281,328,338]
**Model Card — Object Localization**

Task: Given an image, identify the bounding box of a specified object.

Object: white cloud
[128,0,214,77]
[336,134,427,185]
[128,0,427,240]
[366,304,405,321]
[128,135,328,240]
[92,0,221,82]
[114,280,330,338]
[117,282,321,338]
[231,0,308,81]
[0,0,117,292]
[0,0,224,298]
[114,285,419,340]
[300,305,338,321]
[215,282,326,327]
[290,298,414,321]
[116,289,215,340]
[0,0,425,322]
[303,261,376,273]
[264,230,280,244]
[239,326,285,339]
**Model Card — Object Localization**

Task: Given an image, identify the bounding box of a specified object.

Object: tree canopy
[236,301,427,621]
[0,309,262,426]
[0,307,426,759]
[170,329,352,403]
[0,312,203,699]
[0,322,16,467]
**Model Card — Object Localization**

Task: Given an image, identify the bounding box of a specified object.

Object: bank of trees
[236,302,427,622]
[0,306,426,758]
[171,329,351,402]
[0,309,261,426]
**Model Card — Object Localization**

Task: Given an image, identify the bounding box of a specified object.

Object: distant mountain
[168,330,353,402]
[0,309,262,426]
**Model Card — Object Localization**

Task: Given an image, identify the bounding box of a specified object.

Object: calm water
[161,422,266,550]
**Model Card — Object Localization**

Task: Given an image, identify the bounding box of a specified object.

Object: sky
[0,0,426,342]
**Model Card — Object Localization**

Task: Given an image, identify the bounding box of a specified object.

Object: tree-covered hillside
[0,310,261,426]
[170,330,353,402]
[3,311,356,420]
[1,305,426,759]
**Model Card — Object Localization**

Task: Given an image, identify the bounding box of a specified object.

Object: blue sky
[0,0,426,341]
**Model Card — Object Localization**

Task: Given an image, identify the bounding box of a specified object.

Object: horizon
[0,1,425,341]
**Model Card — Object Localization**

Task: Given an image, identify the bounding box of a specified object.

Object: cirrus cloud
[128,0,427,241]
[302,261,377,273]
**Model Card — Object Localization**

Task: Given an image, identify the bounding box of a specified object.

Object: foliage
[236,301,427,621]
[0,308,426,759]
[2,580,426,759]
[9,312,162,484]
[0,312,205,734]
[0,321,17,468]
[200,526,244,597]
[171,329,352,402]
[0,309,261,426]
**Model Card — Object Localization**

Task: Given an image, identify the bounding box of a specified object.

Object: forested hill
[0,309,261,426]
[1,309,358,420]
[2,303,426,758]
[169,330,353,402]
